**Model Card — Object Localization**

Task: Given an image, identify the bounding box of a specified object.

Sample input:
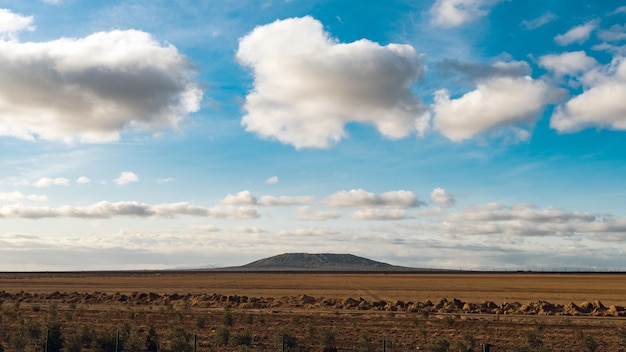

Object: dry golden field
[1,272,625,351]
[2,272,626,305]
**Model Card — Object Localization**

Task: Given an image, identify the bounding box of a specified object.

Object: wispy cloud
[0,201,259,219]
[554,21,597,46]
[521,12,557,30]
[265,176,279,184]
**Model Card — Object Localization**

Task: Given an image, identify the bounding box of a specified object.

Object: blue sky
[1,0,626,271]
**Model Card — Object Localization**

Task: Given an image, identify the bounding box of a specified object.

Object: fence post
[281,335,285,352]
[115,331,119,352]
[194,334,197,352]
[45,329,49,352]
[482,343,491,352]
[382,339,386,352]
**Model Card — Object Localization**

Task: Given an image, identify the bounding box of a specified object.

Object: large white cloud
[0,28,201,142]
[323,189,420,208]
[236,16,424,149]
[551,57,626,132]
[430,0,503,27]
[433,75,560,142]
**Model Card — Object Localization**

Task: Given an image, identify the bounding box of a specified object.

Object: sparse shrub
[461,331,476,351]
[145,326,159,352]
[416,325,428,340]
[304,323,316,341]
[357,331,376,352]
[276,328,297,351]
[214,326,230,346]
[123,331,144,352]
[221,306,234,327]
[426,338,450,352]
[320,328,336,349]
[523,329,543,351]
[45,320,64,352]
[94,330,118,352]
[194,315,207,328]
[244,313,254,325]
[31,304,41,312]
[420,310,430,319]
[580,334,598,352]
[9,331,27,352]
[65,324,95,352]
[64,311,74,321]
[164,327,193,352]
[47,302,59,320]
[231,329,252,346]
[443,315,455,327]
[454,341,469,352]
[619,328,626,348]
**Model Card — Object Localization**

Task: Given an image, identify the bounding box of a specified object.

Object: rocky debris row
[1,291,624,317]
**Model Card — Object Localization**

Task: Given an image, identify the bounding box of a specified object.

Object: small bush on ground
[231,329,252,347]
[214,326,230,346]
[164,327,193,352]
[426,338,450,352]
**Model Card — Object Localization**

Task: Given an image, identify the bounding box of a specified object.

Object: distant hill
[222,253,417,272]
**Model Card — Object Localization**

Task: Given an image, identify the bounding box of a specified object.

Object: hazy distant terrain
[227,253,416,271]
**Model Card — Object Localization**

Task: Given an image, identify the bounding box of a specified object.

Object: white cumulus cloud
[0,29,201,142]
[430,0,503,27]
[114,172,139,185]
[0,9,34,40]
[222,190,257,206]
[539,51,598,77]
[236,16,424,149]
[76,176,91,184]
[551,57,626,133]
[0,191,25,203]
[430,187,456,207]
[554,21,597,46]
[433,75,561,142]
[33,177,70,188]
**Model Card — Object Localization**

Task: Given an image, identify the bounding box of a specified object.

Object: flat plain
[1,272,626,351]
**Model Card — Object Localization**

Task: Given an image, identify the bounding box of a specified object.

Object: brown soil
[1,272,625,351]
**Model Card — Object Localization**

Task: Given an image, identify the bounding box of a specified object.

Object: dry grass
[1,272,626,351]
[2,272,626,305]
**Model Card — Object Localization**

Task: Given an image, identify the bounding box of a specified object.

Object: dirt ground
[1,272,625,351]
